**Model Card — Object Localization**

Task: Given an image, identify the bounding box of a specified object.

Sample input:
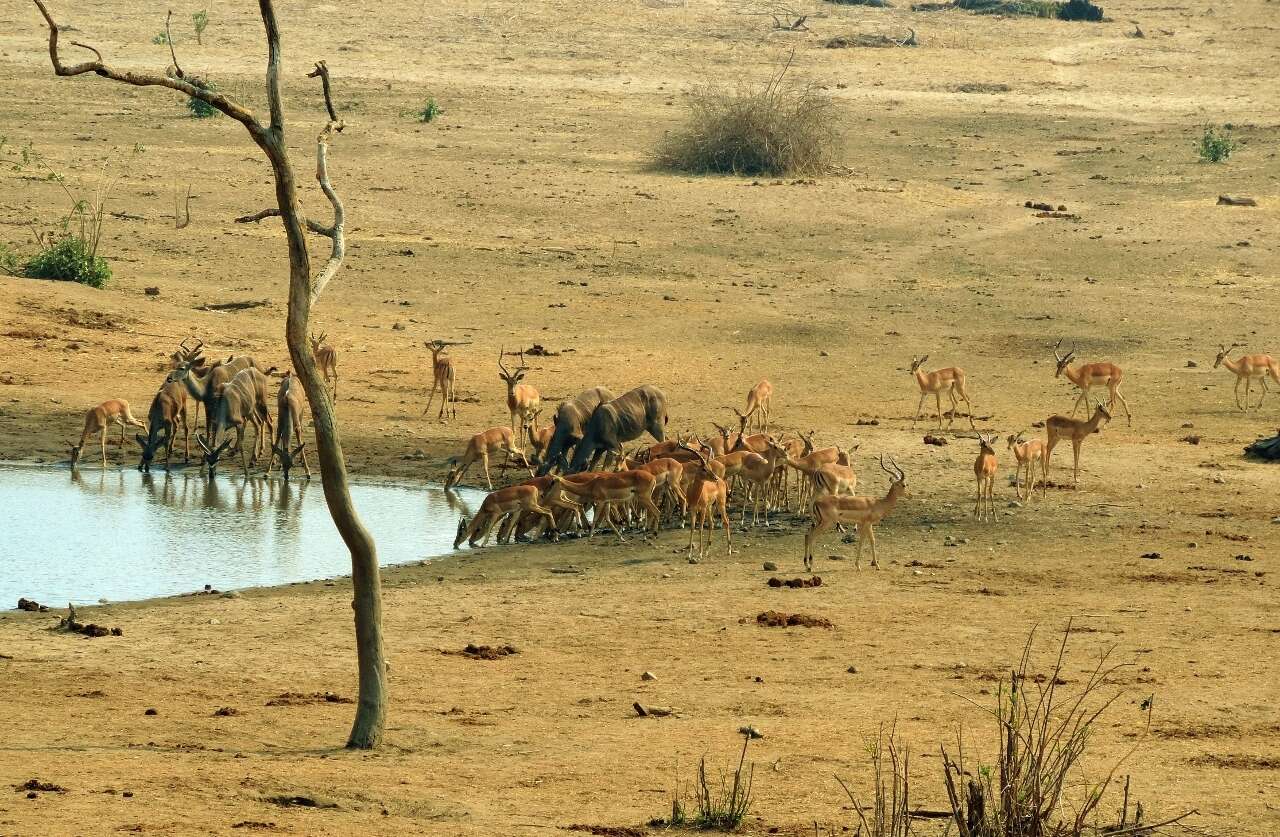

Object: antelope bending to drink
[1213,343,1280,411]
[1044,404,1110,489]
[1053,339,1131,426]
[268,371,311,481]
[137,381,190,472]
[69,399,147,468]
[909,355,976,429]
[444,427,532,490]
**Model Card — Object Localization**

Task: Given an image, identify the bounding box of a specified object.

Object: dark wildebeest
[536,386,615,476]
[566,385,668,474]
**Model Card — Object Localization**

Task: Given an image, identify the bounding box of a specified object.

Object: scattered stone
[762,561,778,571]
[923,434,948,446]
[739,725,764,739]
[640,671,657,681]
[144,286,160,296]
[1142,552,1162,559]
[144,708,158,716]
[819,350,829,357]
[767,576,822,589]
[847,665,859,674]
[855,418,880,425]
[391,322,405,331]
[756,610,834,629]
[1180,435,1201,445]
[213,706,239,717]
[16,598,48,612]
[1185,360,1198,368]
[1235,554,1253,562]
[1188,542,1198,549]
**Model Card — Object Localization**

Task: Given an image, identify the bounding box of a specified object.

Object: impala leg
[481,451,493,491]
[719,494,734,555]
[100,428,108,468]
[868,525,880,569]
[974,475,982,519]
[687,503,699,556]
[1257,376,1270,409]
[912,392,927,426]
[1071,439,1082,486]
[936,393,946,428]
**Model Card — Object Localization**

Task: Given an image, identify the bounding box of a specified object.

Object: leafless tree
[32,0,386,748]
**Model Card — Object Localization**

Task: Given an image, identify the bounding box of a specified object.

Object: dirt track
[1,0,1278,832]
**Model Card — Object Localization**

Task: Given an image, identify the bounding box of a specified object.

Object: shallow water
[0,463,485,606]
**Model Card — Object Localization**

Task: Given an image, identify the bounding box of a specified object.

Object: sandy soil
[0,0,1278,832]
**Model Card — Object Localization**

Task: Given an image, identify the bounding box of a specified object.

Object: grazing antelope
[423,339,458,422]
[444,426,532,490]
[525,409,553,464]
[679,443,733,560]
[803,456,907,572]
[268,371,311,481]
[1044,404,1111,489]
[973,432,998,522]
[910,355,976,429]
[194,366,275,477]
[454,483,558,549]
[137,381,190,472]
[1053,339,1131,426]
[1006,432,1047,500]
[555,468,661,543]
[310,332,339,397]
[739,378,773,431]
[69,399,147,468]
[1213,343,1280,411]
[735,437,787,526]
[498,347,541,438]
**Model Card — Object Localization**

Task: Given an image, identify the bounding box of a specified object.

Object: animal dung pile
[264,691,354,706]
[767,576,823,588]
[449,643,519,660]
[756,610,834,628]
[923,434,948,446]
[57,605,122,637]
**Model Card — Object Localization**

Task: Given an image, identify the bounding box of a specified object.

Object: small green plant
[186,76,219,119]
[652,735,755,831]
[1197,124,1236,163]
[23,235,111,288]
[192,10,209,44]
[151,31,170,45]
[417,98,442,123]
[0,242,20,276]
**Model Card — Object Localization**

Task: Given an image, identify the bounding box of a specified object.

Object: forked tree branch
[164,9,184,78]
[235,208,335,237]
[306,61,346,305]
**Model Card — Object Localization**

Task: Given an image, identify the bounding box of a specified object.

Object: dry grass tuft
[655,54,838,177]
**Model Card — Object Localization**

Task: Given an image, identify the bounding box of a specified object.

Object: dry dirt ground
[1,0,1279,832]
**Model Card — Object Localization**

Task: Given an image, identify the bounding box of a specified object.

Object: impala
[679,443,733,560]
[803,456,907,572]
[739,378,773,431]
[1006,433,1046,500]
[1044,404,1110,489]
[973,432,998,522]
[454,483,557,549]
[553,469,661,543]
[268,371,311,481]
[444,426,532,490]
[310,332,338,397]
[498,347,541,437]
[423,339,459,422]
[1053,339,1131,425]
[1213,343,1280,411]
[69,399,147,468]
[910,355,976,429]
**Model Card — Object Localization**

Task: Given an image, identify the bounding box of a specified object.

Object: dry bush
[654,55,838,176]
[836,722,913,837]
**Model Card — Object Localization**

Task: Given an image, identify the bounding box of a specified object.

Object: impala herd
[67,337,1276,571]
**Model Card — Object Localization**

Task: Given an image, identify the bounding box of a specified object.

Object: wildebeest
[567,385,668,473]
[536,386,615,476]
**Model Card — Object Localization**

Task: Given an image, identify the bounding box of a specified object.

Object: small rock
[762,562,778,571]
[391,322,406,331]
[144,708,158,716]
[846,665,858,674]
[641,671,657,681]
[739,725,764,739]
[1142,552,1161,559]
[1188,542,1198,549]
[1212,475,1225,484]
[1185,360,1197,368]
[208,618,220,625]
[818,350,829,357]
[1234,554,1253,562]
[144,286,160,296]
[123,791,133,798]
[912,569,923,576]
[1181,422,1194,428]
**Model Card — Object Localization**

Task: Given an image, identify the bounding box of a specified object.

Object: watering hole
[0,463,485,605]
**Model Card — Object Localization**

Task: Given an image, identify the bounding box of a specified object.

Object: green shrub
[1058,0,1103,19]
[655,62,837,176]
[24,235,111,288]
[1197,124,1235,163]
[186,76,218,119]
[0,242,20,276]
[192,10,209,44]
[417,99,442,123]
[151,31,170,45]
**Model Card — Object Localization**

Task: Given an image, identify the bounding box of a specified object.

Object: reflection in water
[2,464,485,605]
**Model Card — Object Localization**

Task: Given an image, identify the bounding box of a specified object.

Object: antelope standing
[268,371,311,481]
[423,340,458,422]
[194,367,275,477]
[68,399,147,468]
[910,355,976,429]
[168,344,273,439]
[1044,404,1111,489]
[444,426,531,490]
[973,432,998,521]
[1213,343,1280,411]
[137,381,190,472]
[498,347,541,438]
[679,443,733,560]
[739,378,773,431]
[1006,433,1046,500]
[310,332,338,397]
[454,483,558,549]
[1053,339,1131,426]
[803,457,907,572]
[525,409,553,464]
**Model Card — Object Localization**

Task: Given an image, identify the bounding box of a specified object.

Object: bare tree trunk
[33,0,386,748]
